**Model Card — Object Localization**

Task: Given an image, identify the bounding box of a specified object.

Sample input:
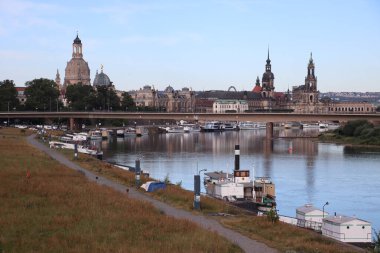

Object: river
[99,128,380,230]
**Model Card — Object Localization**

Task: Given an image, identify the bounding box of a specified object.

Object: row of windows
[328,107,371,112]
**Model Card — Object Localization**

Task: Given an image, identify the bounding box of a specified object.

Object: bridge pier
[266,122,274,139]
[69,118,75,131]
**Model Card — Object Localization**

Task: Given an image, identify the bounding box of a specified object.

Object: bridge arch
[228,86,237,92]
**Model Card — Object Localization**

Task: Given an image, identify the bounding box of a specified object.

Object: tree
[121,92,136,111]
[66,83,97,111]
[24,78,60,111]
[0,79,19,111]
[95,85,121,111]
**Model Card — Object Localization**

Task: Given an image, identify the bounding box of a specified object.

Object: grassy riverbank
[0,128,242,253]
[50,134,362,253]
[319,120,380,146]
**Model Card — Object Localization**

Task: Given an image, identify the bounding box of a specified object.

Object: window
[347,226,350,229]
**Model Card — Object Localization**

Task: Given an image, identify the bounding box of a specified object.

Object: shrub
[341,120,371,136]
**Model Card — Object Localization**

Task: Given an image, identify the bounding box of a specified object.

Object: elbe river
[98,129,380,230]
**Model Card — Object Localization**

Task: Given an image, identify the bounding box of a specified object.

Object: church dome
[64,58,91,85]
[93,68,111,87]
[164,85,174,93]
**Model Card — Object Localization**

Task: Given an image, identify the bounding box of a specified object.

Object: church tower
[55,69,61,88]
[305,52,317,91]
[72,34,83,58]
[64,33,91,86]
[261,48,275,98]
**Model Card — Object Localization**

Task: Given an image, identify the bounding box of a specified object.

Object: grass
[0,128,242,253]
[39,130,363,253]
[219,216,360,253]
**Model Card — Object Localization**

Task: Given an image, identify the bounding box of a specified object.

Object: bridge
[1,111,379,138]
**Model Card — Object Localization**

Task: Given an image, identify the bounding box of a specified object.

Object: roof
[74,34,81,44]
[296,204,324,214]
[196,91,263,100]
[93,70,111,87]
[205,171,233,180]
[252,85,262,93]
[323,215,370,225]
[16,87,26,91]
[214,99,247,104]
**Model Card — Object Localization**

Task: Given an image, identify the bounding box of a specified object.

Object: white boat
[301,123,319,129]
[116,129,125,137]
[201,121,225,132]
[73,132,88,141]
[166,126,185,133]
[238,121,266,130]
[49,141,103,157]
[319,123,329,129]
[89,130,102,140]
[224,122,238,131]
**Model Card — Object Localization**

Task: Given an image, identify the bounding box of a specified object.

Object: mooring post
[234,144,240,171]
[135,159,141,188]
[194,174,200,210]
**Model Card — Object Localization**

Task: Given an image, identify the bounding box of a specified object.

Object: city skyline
[0,0,379,92]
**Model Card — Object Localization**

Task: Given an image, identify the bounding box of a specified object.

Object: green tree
[66,83,97,111]
[95,85,121,111]
[24,78,60,111]
[0,79,19,111]
[121,92,136,111]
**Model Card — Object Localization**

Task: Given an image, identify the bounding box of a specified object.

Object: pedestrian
[126,188,129,194]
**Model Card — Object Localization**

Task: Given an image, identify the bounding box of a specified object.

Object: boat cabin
[296,204,328,223]
[296,204,328,231]
[322,215,372,243]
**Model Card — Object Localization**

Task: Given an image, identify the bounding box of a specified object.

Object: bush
[341,120,372,136]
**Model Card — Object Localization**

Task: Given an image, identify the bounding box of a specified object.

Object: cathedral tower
[64,33,91,86]
[261,48,275,98]
[305,52,317,91]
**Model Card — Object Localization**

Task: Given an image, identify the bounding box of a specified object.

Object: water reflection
[99,129,380,230]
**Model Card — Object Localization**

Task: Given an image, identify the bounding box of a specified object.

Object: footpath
[27,134,277,253]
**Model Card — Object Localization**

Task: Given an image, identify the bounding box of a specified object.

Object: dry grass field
[0,128,242,253]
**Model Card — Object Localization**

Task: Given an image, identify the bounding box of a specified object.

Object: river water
[99,129,380,230]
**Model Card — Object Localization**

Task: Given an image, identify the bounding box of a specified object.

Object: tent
[141,181,166,192]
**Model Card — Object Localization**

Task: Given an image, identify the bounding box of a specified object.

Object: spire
[255,76,260,86]
[309,52,313,63]
[100,64,103,73]
[266,45,271,64]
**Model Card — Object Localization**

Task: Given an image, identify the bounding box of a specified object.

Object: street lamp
[194,168,207,210]
[323,201,329,218]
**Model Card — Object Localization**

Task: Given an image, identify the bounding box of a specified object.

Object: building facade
[213,99,248,113]
[129,85,195,112]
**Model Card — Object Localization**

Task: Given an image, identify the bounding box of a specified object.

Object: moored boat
[238,121,266,130]
[201,121,224,132]
[203,145,276,212]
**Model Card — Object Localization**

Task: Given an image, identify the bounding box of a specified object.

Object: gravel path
[27,135,277,253]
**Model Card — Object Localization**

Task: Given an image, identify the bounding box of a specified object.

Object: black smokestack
[235,144,240,171]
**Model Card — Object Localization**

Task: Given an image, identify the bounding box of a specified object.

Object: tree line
[0,78,135,112]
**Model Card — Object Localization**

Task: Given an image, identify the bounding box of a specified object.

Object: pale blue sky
[0,0,379,92]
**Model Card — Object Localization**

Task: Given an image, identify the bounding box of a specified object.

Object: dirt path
[27,135,277,253]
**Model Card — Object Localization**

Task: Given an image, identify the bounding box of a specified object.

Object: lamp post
[194,168,207,210]
[323,201,329,218]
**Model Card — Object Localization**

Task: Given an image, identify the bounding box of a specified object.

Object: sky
[0,0,379,92]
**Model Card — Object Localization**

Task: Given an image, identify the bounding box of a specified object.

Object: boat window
[346,226,349,229]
